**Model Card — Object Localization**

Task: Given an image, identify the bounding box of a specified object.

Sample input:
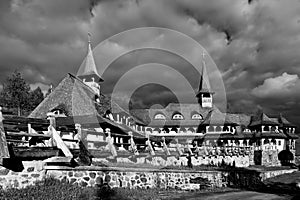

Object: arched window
[50,103,68,117]
[154,113,166,120]
[51,109,66,117]
[172,112,184,120]
[191,113,203,120]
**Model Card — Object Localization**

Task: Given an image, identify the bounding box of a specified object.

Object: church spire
[196,51,214,108]
[197,52,212,95]
[77,33,103,96]
[78,33,103,83]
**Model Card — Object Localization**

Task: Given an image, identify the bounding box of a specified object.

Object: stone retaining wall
[0,160,297,190]
[0,161,46,189]
[46,166,228,190]
[95,155,250,168]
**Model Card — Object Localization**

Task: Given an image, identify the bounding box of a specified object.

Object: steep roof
[196,59,213,96]
[270,114,297,127]
[253,131,287,139]
[77,37,103,82]
[201,109,238,125]
[248,112,279,127]
[29,73,110,118]
[226,113,251,127]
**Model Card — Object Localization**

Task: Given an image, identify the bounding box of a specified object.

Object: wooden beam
[44,156,73,164]
[6,131,51,139]
[50,127,73,157]
[12,147,59,159]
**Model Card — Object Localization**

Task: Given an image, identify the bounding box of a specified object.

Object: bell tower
[196,52,214,108]
[78,33,103,96]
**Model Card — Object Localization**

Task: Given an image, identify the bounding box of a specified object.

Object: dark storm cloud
[0,0,91,86]
[1,0,300,125]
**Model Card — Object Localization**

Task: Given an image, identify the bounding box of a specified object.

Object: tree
[27,87,44,111]
[0,71,30,116]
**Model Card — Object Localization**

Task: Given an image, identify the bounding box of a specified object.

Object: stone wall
[0,160,297,190]
[260,169,297,180]
[0,161,45,189]
[261,150,281,167]
[46,166,228,190]
[95,155,250,168]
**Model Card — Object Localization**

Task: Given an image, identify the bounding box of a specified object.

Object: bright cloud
[252,72,300,99]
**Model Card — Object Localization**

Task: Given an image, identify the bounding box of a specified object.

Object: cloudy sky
[1,0,300,126]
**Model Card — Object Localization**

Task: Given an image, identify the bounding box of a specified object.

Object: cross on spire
[201,51,206,59]
[88,32,91,44]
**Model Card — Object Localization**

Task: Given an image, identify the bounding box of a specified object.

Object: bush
[0,178,94,200]
[0,178,161,200]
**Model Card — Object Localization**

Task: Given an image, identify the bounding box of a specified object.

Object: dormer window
[53,110,60,115]
[191,113,202,120]
[154,113,166,120]
[51,109,67,117]
[172,113,184,120]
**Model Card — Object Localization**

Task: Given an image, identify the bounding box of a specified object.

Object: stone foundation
[95,155,250,168]
[46,166,228,190]
[0,160,297,190]
[0,161,46,189]
[261,150,281,166]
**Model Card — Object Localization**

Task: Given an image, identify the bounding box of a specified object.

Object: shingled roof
[29,73,110,118]
[269,114,297,128]
[201,109,238,125]
[77,35,103,82]
[196,59,214,96]
[226,113,251,127]
[248,112,279,127]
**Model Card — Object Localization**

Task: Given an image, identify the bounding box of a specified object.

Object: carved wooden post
[146,134,155,156]
[129,131,139,155]
[47,112,56,147]
[0,106,10,162]
[105,128,117,157]
[75,123,87,148]
[175,138,183,156]
[203,144,208,155]
[162,137,170,155]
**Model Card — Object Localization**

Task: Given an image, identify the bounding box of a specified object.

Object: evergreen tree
[28,87,44,111]
[0,71,30,116]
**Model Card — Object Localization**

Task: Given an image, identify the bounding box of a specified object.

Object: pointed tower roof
[78,33,103,82]
[196,52,213,97]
